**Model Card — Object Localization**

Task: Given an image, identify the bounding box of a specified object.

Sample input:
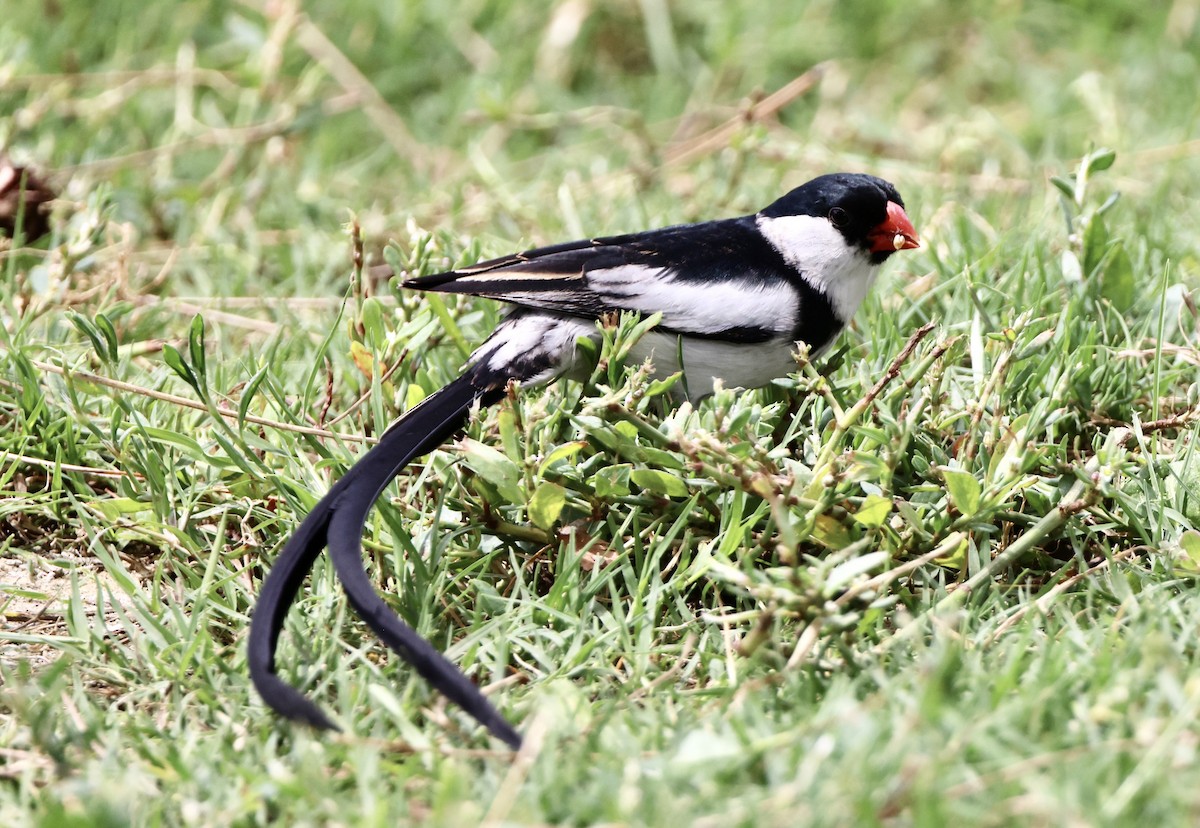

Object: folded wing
[403,218,801,343]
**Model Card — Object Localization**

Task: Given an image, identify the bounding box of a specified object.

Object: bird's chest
[625,331,803,401]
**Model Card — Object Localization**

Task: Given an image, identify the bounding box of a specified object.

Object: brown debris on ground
[0,157,56,243]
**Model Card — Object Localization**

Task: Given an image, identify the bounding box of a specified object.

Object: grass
[2,0,1200,825]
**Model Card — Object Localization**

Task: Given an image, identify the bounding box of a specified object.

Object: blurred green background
[4,0,1198,297]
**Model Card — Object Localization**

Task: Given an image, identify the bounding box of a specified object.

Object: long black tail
[247,370,518,748]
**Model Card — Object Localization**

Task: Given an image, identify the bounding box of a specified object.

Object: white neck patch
[756,213,879,323]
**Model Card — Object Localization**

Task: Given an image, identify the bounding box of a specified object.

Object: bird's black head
[760,173,920,264]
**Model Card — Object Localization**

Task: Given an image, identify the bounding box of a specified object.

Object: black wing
[402,217,802,342]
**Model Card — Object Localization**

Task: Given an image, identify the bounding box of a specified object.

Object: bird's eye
[828,207,849,228]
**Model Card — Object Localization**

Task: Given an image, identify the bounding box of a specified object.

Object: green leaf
[360,296,387,348]
[1180,531,1200,570]
[188,314,206,381]
[538,441,588,477]
[383,243,406,280]
[1082,214,1109,276]
[639,446,685,470]
[460,438,524,504]
[1061,250,1083,284]
[1168,459,1200,524]
[631,468,689,498]
[1050,175,1076,202]
[574,333,599,362]
[1096,190,1121,217]
[404,382,427,410]
[935,534,969,570]
[237,363,271,428]
[349,340,375,377]
[528,481,566,530]
[810,514,857,549]
[590,463,631,497]
[498,407,522,462]
[94,313,119,363]
[645,373,681,398]
[844,451,889,484]
[1100,241,1135,312]
[1085,147,1117,173]
[614,311,663,364]
[575,418,624,454]
[0,587,50,601]
[90,497,154,521]
[614,421,639,441]
[942,468,982,517]
[987,412,1032,483]
[853,494,893,528]
[68,312,106,361]
[141,426,238,469]
[162,343,199,392]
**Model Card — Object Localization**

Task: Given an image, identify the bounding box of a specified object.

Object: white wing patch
[476,313,598,386]
[453,268,584,282]
[755,214,878,323]
[587,265,799,336]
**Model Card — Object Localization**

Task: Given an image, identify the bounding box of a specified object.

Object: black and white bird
[248,172,920,750]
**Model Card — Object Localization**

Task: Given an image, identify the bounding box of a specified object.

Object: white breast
[477,312,808,403]
[626,330,799,402]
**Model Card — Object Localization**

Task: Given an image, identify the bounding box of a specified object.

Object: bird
[248,172,920,751]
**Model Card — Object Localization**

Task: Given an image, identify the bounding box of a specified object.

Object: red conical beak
[867,201,920,254]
